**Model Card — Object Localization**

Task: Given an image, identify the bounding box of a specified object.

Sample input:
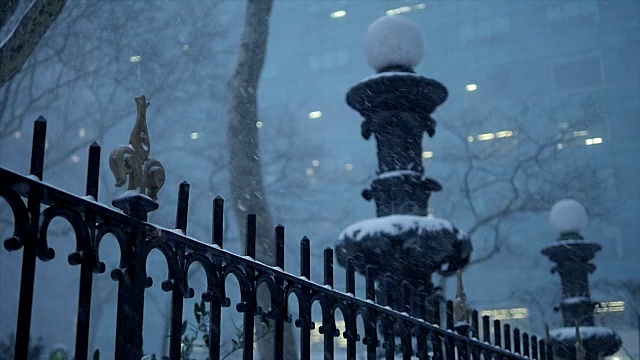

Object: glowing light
[256,121,263,128]
[386,6,411,15]
[308,111,322,119]
[557,143,564,149]
[305,168,315,176]
[386,3,425,15]
[70,155,81,163]
[129,55,142,63]
[78,128,87,138]
[573,130,588,137]
[330,10,346,18]
[466,83,478,92]
[477,133,495,141]
[182,44,190,52]
[422,151,433,159]
[467,136,474,143]
[312,159,320,167]
[495,130,513,138]
[13,131,21,139]
[585,137,603,145]
[480,307,528,320]
[344,163,353,171]
[595,300,625,313]
[190,132,200,140]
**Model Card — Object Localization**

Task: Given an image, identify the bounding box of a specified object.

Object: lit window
[386,6,411,16]
[386,4,425,16]
[466,83,478,92]
[495,130,513,138]
[71,155,81,163]
[256,121,263,128]
[467,136,474,143]
[78,128,87,138]
[312,159,320,167]
[480,307,528,320]
[129,55,141,63]
[477,133,495,141]
[308,111,322,119]
[190,132,200,140]
[330,10,346,18]
[344,163,353,171]
[573,130,588,137]
[305,168,315,176]
[422,151,433,159]
[13,131,21,139]
[585,137,603,145]
[557,143,564,150]
[595,300,625,313]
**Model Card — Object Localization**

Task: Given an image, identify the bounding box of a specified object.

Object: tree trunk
[0,0,67,87]
[226,0,298,359]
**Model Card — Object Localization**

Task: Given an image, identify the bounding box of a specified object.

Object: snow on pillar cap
[364,15,424,72]
[549,199,588,234]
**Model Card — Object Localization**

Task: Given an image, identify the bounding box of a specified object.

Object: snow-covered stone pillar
[347,15,446,217]
[335,15,472,324]
[542,199,621,359]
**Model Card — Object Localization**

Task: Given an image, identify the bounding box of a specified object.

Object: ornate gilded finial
[109,95,165,200]
[575,322,586,360]
[453,270,470,325]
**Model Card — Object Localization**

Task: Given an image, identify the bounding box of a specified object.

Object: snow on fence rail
[0,117,554,359]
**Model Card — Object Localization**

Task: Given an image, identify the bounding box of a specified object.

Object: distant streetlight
[543,199,621,359]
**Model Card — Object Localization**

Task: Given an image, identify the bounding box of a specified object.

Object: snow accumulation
[560,296,591,304]
[377,170,421,179]
[365,15,424,72]
[541,239,600,252]
[355,71,426,88]
[550,326,618,341]
[339,215,458,242]
[113,188,153,201]
[549,199,588,233]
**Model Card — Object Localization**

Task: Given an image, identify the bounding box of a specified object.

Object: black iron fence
[0,117,554,359]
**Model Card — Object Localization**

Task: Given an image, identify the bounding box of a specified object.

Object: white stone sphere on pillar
[364,15,424,72]
[549,199,588,234]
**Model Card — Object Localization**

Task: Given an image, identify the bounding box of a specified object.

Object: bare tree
[226,0,298,358]
[435,96,610,266]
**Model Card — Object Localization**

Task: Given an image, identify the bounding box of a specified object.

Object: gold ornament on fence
[109,95,165,200]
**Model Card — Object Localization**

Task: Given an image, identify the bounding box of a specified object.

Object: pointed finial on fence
[453,270,470,326]
[109,95,165,201]
[109,95,165,220]
[575,321,586,360]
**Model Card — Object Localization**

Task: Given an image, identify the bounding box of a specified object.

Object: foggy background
[0,0,638,358]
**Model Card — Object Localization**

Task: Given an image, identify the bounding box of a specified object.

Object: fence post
[73,142,101,360]
[110,95,164,359]
[14,117,47,360]
[168,182,190,360]
[112,194,156,359]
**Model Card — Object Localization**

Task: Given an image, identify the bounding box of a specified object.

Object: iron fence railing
[0,117,554,359]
